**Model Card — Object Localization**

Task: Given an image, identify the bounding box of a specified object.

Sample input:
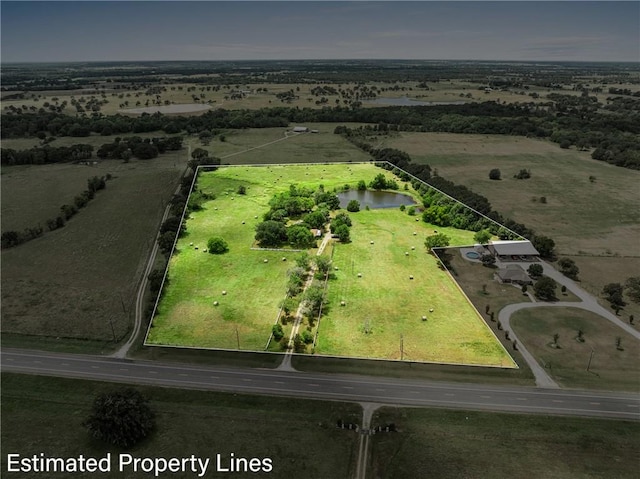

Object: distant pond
[337,190,417,209]
[365,96,468,106]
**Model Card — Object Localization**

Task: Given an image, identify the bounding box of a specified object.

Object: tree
[304,210,329,229]
[314,256,332,276]
[481,254,496,267]
[303,283,326,318]
[346,200,360,212]
[132,142,158,160]
[558,257,579,279]
[83,388,155,448]
[255,220,287,247]
[295,252,311,270]
[424,233,450,251]
[207,237,229,254]
[287,225,316,248]
[237,185,247,195]
[527,263,543,278]
[334,224,351,243]
[489,168,501,180]
[624,276,640,304]
[369,173,388,190]
[532,235,555,259]
[357,180,367,191]
[602,283,625,312]
[534,276,557,301]
[271,324,284,341]
[157,231,176,255]
[473,229,492,244]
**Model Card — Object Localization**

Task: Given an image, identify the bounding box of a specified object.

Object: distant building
[487,240,539,261]
[310,229,323,237]
[293,126,309,133]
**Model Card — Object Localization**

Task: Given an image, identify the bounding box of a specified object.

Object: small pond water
[337,190,417,209]
[365,97,468,106]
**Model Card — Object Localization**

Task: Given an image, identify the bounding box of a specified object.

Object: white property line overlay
[143,160,528,365]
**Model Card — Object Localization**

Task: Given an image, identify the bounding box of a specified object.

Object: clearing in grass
[147,163,515,367]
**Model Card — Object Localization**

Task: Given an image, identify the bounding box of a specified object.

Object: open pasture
[317,209,514,366]
[382,132,640,256]
[148,163,514,366]
[1,153,186,343]
[511,308,640,391]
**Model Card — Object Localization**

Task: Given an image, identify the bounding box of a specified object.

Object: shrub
[489,168,501,180]
[207,237,229,254]
[271,324,284,341]
[346,200,360,212]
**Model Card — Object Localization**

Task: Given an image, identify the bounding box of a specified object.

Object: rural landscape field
[2,1,639,477]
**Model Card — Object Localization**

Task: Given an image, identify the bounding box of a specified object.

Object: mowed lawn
[150,163,514,366]
[147,163,393,350]
[317,209,514,366]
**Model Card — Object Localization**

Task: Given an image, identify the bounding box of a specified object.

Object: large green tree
[287,225,316,248]
[534,276,557,301]
[557,257,579,279]
[255,220,287,247]
[83,388,155,448]
[424,233,450,251]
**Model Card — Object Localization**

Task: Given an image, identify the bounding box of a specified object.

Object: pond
[365,96,468,106]
[118,104,212,114]
[336,190,417,209]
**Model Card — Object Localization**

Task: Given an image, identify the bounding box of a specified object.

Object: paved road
[2,348,638,421]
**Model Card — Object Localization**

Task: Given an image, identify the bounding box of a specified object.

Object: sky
[1,1,639,63]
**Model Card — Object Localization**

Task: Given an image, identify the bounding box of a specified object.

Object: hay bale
[413,232,417,235]
[264,259,269,263]
[422,316,427,321]
[370,241,374,244]
[405,252,409,256]
[282,257,287,261]
[357,273,362,278]
[222,291,227,295]
[334,266,339,270]
[409,275,414,280]
[203,249,207,253]
[214,301,219,306]
[190,242,194,246]
[195,246,198,250]
[341,301,346,306]
[411,246,415,250]
[254,216,258,219]
[429,308,434,313]
[242,221,245,224]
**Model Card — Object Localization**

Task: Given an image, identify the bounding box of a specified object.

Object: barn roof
[489,240,539,256]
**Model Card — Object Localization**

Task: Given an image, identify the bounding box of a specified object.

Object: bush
[301,330,314,344]
[271,324,284,341]
[489,168,501,180]
[346,200,360,212]
[207,237,229,254]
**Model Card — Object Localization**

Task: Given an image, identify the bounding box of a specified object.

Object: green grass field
[317,210,514,366]
[147,163,514,367]
[511,308,640,391]
[371,406,640,479]
[1,373,360,479]
[382,132,640,257]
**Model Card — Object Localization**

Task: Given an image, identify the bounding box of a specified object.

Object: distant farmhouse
[292,126,309,133]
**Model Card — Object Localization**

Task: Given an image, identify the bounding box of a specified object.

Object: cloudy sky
[1,1,638,63]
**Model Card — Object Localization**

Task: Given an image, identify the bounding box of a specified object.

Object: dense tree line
[1,143,93,165]
[3,97,638,168]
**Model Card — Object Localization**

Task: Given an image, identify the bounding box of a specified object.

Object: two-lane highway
[2,348,639,420]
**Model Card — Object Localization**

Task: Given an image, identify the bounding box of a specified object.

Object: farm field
[381,132,640,256]
[147,163,514,366]
[370,406,640,479]
[1,153,186,343]
[511,308,640,391]
[1,373,360,479]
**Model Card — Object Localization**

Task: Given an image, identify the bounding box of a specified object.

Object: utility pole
[236,326,240,350]
[400,334,404,361]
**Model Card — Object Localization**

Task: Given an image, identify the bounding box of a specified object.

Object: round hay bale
[370,241,374,245]
[195,246,198,250]
[405,252,409,256]
[190,242,193,246]
[282,257,287,261]
[214,207,218,210]
[411,246,415,250]
[409,275,414,280]
[413,232,417,235]
[255,215,258,219]
[242,221,245,224]
[416,218,419,221]
[357,273,362,278]
[264,259,269,263]
[222,291,227,295]
[214,301,219,306]
[422,316,427,321]
[203,249,207,253]
[334,266,339,270]
[341,301,346,306]
[429,308,434,313]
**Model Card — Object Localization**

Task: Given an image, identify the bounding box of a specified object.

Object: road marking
[410,391,420,395]
[210,376,219,380]
[589,402,600,406]
[444,393,455,397]
[627,404,639,408]
[275,381,285,385]
[5,358,14,361]
[308,383,320,387]
[179,374,188,377]
[91,366,99,369]
[33,361,42,364]
[148,371,158,374]
[119,369,129,372]
[343,386,354,390]
[242,378,252,382]
[61,363,69,366]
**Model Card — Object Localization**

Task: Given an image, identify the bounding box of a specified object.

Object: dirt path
[355,403,380,479]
